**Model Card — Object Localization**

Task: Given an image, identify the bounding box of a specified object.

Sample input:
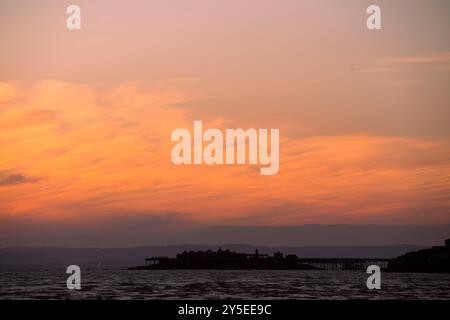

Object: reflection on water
[0,269,449,300]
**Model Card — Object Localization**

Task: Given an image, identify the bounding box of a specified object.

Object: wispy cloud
[355,52,450,74]
[0,81,449,226]
[0,171,40,186]
[384,53,450,64]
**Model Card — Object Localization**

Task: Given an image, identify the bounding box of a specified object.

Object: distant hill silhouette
[2,224,449,248]
[182,225,450,247]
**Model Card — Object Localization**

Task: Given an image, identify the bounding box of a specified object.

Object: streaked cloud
[354,52,450,74]
[384,53,450,64]
[0,81,449,227]
[0,171,40,186]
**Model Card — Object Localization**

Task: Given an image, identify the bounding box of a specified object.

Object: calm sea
[0,269,449,299]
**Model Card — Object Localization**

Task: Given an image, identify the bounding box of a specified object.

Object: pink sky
[0,0,449,246]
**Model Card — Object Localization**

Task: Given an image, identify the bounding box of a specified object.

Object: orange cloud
[0,81,449,226]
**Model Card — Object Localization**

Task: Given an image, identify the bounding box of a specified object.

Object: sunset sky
[1,0,449,247]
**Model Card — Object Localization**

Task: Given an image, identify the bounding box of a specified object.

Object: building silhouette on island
[130,248,319,270]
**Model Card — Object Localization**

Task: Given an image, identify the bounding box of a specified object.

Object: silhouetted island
[387,239,450,273]
[129,248,320,270]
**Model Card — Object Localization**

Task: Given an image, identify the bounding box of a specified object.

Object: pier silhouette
[130,248,390,271]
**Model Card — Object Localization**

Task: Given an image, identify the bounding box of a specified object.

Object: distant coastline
[129,240,450,273]
[0,244,423,269]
